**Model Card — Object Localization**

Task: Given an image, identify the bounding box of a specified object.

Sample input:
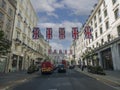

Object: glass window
[117,25,120,36]
[95,32,98,38]
[17,20,21,28]
[98,9,101,15]
[1,0,6,9]
[0,12,4,19]
[105,21,109,30]
[112,0,117,4]
[104,9,108,17]
[8,8,13,17]
[101,39,104,44]
[99,17,102,23]
[94,15,96,21]
[107,34,111,41]
[95,23,97,28]
[100,27,103,34]
[103,1,106,7]
[114,9,119,20]
[16,31,20,39]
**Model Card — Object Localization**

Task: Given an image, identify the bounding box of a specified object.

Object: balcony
[22,42,27,48]
[24,20,28,26]
[18,13,23,20]
[14,38,21,45]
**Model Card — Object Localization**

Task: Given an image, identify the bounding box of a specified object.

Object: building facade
[0,0,17,73]
[8,0,40,72]
[76,0,120,70]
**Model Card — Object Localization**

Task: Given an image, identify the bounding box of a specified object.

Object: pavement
[75,67,120,88]
[0,71,39,90]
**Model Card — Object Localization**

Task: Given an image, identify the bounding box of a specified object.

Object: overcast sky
[30,0,98,51]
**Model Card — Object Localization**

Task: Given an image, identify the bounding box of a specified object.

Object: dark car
[58,64,66,73]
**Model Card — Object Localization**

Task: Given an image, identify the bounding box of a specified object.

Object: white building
[8,0,40,72]
[76,0,120,70]
[0,0,17,73]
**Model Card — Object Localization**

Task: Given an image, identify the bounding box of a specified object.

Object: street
[9,69,117,90]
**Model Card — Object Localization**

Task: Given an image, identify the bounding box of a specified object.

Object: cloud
[61,0,98,15]
[50,42,64,50]
[30,0,98,16]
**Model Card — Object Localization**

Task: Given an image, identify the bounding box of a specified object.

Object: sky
[30,0,98,51]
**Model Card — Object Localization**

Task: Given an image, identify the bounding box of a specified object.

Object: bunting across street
[32,27,40,39]
[84,26,92,39]
[59,27,65,39]
[46,28,52,40]
[72,27,78,40]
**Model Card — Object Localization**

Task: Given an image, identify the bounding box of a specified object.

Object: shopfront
[101,48,113,70]
[12,54,18,71]
[0,56,7,73]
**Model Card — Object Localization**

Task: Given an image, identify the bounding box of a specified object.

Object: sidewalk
[75,68,120,87]
[0,71,39,90]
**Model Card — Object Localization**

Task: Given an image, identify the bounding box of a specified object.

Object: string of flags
[32,26,92,40]
[48,49,73,55]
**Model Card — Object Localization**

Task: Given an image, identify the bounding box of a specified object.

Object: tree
[0,30,11,54]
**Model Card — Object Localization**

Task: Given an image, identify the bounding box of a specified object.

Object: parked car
[58,64,66,73]
[69,65,75,69]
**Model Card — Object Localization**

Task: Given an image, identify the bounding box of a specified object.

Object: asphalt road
[9,69,117,90]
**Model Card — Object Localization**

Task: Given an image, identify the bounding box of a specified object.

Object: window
[17,20,21,28]
[103,1,106,7]
[6,19,11,29]
[98,9,101,15]
[94,16,96,21]
[96,42,99,46]
[114,9,119,20]
[100,27,103,34]
[91,21,93,25]
[95,23,97,28]
[104,9,108,17]
[16,31,20,39]
[105,21,109,30]
[23,36,26,43]
[101,39,104,44]
[95,32,98,38]
[1,0,6,9]
[99,17,102,23]
[8,8,13,17]
[0,12,4,19]
[112,0,117,4]
[107,34,111,41]
[117,25,120,36]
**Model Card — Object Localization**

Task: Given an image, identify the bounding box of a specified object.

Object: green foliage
[0,30,11,53]
[0,30,4,40]
[87,66,106,75]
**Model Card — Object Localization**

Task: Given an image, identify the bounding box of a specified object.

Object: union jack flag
[46,28,52,39]
[59,28,65,39]
[32,27,40,39]
[84,26,92,39]
[72,27,78,40]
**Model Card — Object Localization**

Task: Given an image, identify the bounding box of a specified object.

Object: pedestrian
[81,61,85,71]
